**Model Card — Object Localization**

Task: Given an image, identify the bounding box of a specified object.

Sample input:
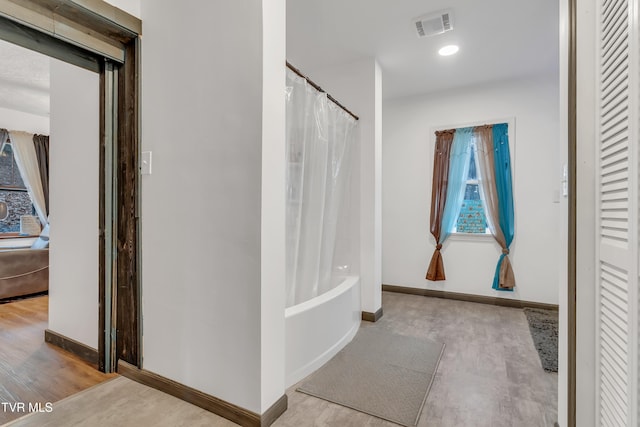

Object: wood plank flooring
[0,295,115,425]
[1,292,557,426]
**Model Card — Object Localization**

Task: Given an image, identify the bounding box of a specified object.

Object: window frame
[430,117,516,239]
[452,140,490,235]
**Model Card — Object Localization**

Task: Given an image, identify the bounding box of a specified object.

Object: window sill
[449,232,494,242]
[0,237,36,249]
[0,233,38,239]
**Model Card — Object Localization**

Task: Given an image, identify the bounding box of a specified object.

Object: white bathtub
[284,276,361,387]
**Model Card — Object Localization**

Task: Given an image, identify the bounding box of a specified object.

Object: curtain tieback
[436,244,443,250]
[502,248,510,255]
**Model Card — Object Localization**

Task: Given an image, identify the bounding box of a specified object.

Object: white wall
[103,0,140,19]
[48,58,100,349]
[0,107,48,134]
[383,75,560,305]
[141,0,285,414]
[289,58,382,315]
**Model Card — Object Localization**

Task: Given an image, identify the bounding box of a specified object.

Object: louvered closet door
[596,0,639,425]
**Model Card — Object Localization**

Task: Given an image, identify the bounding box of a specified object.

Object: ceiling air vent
[414,10,453,38]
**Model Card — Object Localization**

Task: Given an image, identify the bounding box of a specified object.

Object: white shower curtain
[285,70,357,308]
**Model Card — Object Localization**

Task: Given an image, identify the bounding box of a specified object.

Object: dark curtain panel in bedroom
[33,134,49,216]
[426,129,455,281]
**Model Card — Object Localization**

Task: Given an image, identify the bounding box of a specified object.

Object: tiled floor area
[274,291,557,427]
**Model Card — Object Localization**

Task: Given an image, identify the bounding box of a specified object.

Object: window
[428,121,515,285]
[453,143,489,234]
[0,143,24,188]
[0,143,35,233]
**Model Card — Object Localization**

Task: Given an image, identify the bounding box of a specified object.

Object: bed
[0,225,49,300]
[0,248,49,300]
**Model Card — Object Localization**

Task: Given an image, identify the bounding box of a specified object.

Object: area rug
[523,308,558,373]
[296,327,445,426]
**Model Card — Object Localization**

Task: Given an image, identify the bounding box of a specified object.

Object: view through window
[0,143,34,233]
[455,143,489,234]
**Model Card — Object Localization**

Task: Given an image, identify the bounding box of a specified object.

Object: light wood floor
[2,292,557,426]
[0,295,115,425]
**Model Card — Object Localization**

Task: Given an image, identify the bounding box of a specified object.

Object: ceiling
[287,0,559,99]
[0,1,559,114]
[0,39,49,117]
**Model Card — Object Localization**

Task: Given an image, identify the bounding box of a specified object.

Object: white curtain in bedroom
[9,130,48,226]
[285,69,357,308]
[0,129,7,154]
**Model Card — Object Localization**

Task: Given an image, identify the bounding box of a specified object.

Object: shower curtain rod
[286,61,360,121]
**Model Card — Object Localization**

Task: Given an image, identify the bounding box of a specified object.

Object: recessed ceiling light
[438,45,459,56]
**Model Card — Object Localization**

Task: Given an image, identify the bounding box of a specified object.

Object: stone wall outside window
[0,190,34,233]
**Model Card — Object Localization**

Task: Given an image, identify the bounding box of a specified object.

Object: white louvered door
[596,0,639,425]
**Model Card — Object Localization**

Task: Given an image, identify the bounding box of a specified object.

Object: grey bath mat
[296,327,444,426]
[524,308,558,372]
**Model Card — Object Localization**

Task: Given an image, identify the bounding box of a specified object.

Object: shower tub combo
[284,275,360,387]
[284,65,361,387]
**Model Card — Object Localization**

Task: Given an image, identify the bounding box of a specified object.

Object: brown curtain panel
[426,129,455,280]
[33,134,49,216]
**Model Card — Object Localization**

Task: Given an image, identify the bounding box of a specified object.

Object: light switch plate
[141,151,152,175]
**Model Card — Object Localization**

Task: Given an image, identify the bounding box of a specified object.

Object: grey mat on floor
[524,308,558,373]
[296,327,445,427]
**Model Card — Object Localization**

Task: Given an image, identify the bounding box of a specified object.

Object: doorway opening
[286,0,575,425]
[0,0,141,403]
[0,38,110,425]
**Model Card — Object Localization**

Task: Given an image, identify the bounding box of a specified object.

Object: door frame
[0,1,141,373]
[567,0,577,425]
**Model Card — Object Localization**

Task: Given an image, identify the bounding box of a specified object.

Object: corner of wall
[260,0,287,413]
